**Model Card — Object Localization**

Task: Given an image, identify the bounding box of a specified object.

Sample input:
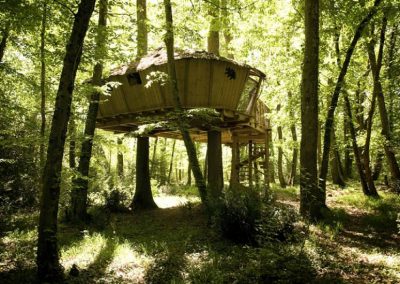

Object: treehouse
[96,48,270,145]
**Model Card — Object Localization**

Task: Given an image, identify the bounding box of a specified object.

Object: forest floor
[0,184,399,283]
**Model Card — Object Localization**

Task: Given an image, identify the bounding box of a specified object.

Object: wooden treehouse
[96,49,271,186]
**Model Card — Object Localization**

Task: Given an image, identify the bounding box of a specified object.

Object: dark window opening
[225,67,236,80]
[127,72,142,85]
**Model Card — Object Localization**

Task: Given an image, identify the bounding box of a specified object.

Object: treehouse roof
[96,49,269,144]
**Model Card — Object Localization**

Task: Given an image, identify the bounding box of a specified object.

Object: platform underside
[96,108,270,144]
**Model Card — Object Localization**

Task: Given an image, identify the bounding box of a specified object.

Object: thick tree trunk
[37,0,96,281]
[221,0,233,58]
[300,0,324,220]
[131,137,158,210]
[164,0,208,204]
[207,130,223,199]
[69,0,108,223]
[277,104,287,188]
[207,0,220,55]
[136,0,148,59]
[319,0,382,196]
[40,4,47,171]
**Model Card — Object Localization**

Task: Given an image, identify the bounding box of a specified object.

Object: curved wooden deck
[96,49,270,144]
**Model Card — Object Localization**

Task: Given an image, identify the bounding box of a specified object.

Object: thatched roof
[109,48,266,78]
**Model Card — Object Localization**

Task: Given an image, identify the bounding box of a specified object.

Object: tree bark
[207,130,223,199]
[207,0,220,55]
[159,138,167,185]
[343,92,371,196]
[318,0,382,196]
[136,0,148,59]
[131,137,158,210]
[40,4,47,171]
[368,18,400,192]
[300,0,323,221]
[68,113,76,169]
[288,93,298,186]
[330,129,346,187]
[167,139,176,184]
[221,0,233,58]
[277,104,287,188]
[117,137,124,178]
[163,0,208,204]
[37,0,96,281]
[150,137,158,176]
[0,22,10,62]
[69,0,108,223]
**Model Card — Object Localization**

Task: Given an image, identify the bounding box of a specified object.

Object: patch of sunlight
[61,232,107,269]
[359,250,400,269]
[154,195,200,208]
[106,241,153,282]
[184,251,209,267]
[3,228,37,243]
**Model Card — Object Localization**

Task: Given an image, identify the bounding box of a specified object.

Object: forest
[1,0,400,283]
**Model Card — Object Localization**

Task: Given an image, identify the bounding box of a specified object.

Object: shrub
[212,184,262,245]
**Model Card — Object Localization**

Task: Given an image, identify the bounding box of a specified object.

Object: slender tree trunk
[387,24,398,131]
[131,137,158,210]
[167,139,176,184]
[330,129,346,187]
[319,0,382,196]
[37,0,96,281]
[69,0,108,223]
[159,138,167,186]
[68,113,76,169]
[277,104,287,188]
[40,4,47,171]
[0,22,10,62]
[343,117,353,178]
[343,92,371,196]
[300,0,323,220]
[163,0,207,204]
[288,94,298,186]
[150,137,158,176]
[368,19,400,191]
[117,138,124,178]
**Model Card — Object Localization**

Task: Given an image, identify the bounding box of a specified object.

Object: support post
[264,130,270,192]
[248,140,253,188]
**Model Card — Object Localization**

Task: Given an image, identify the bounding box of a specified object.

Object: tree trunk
[330,129,346,187]
[37,0,96,281]
[131,137,158,210]
[150,137,158,176]
[0,22,10,62]
[287,93,298,186]
[164,0,208,204]
[207,130,223,199]
[207,0,220,55]
[344,92,371,196]
[69,0,108,223]
[387,24,398,131]
[300,0,324,221]
[136,0,148,59]
[167,139,176,184]
[319,0,382,196]
[343,117,353,178]
[68,113,76,169]
[159,138,167,186]
[277,104,287,188]
[368,18,400,192]
[221,0,233,58]
[117,138,124,178]
[40,4,47,171]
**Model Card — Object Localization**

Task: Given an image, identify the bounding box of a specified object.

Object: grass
[1,188,399,283]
